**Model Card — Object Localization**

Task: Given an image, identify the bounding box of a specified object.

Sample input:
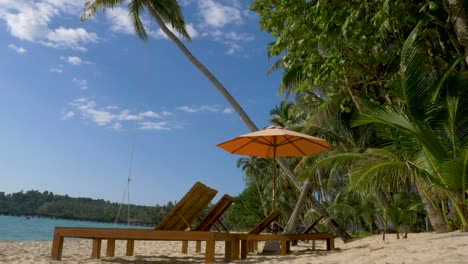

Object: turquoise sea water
[0,215,151,241]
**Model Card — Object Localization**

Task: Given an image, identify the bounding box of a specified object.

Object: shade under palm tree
[217,125,330,211]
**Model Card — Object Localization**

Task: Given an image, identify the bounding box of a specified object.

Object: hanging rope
[115,41,150,225]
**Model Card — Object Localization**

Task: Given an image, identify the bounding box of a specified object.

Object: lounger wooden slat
[181,194,234,254]
[194,194,234,231]
[249,209,281,235]
[155,182,217,231]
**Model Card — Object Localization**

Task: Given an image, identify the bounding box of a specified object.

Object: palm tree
[352,25,468,231]
[81,0,258,131]
[80,0,351,240]
[237,157,271,216]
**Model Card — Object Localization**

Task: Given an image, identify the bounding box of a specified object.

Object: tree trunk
[143,2,258,132]
[278,158,351,242]
[415,181,450,232]
[145,2,350,242]
[283,179,312,234]
[444,0,468,66]
[308,192,352,242]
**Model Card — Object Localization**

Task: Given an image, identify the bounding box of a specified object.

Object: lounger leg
[126,239,135,256]
[240,240,247,259]
[196,241,202,253]
[280,240,287,255]
[327,238,335,250]
[246,241,253,253]
[51,231,64,260]
[92,239,102,259]
[182,241,188,254]
[232,236,239,260]
[107,239,116,257]
[224,240,232,262]
[204,239,215,263]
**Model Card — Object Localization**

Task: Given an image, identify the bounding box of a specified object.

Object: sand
[1,231,468,263]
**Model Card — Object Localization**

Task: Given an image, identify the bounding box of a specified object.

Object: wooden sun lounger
[233,232,334,259]
[243,209,281,254]
[50,182,234,263]
[182,194,234,254]
[231,210,334,260]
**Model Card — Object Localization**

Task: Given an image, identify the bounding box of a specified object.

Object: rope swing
[114,42,150,225]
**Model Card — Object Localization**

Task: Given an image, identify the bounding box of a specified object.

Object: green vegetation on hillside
[0,190,175,225]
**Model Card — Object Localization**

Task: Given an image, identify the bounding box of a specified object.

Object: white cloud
[177,105,232,113]
[0,1,98,51]
[72,78,88,90]
[199,105,219,112]
[65,98,175,131]
[186,1,254,54]
[161,111,172,116]
[42,27,98,51]
[176,106,197,113]
[110,122,123,131]
[50,64,64,73]
[226,42,242,55]
[61,55,92,65]
[223,107,233,114]
[141,111,161,118]
[8,44,27,54]
[138,121,171,131]
[61,111,75,120]
[225,31,255,42]
[118,109,139,121]
[151,23,198,40]
[198,0,242,28]
[106,7,134,34]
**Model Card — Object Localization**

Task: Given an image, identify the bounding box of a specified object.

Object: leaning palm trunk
[415,180,449,232]
[444,0,468,66]
[284,179,312,234]
[143,1,350,241]
[308,191,352,242]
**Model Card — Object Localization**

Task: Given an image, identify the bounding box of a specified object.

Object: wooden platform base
[50,227,233,263]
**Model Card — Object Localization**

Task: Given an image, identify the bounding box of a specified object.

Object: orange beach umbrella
[217,125,330,211]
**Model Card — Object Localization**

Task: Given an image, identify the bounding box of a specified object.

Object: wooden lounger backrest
[304,216,324,234]
[249,209,281,234]
[155,182,217,231]
[194,194,234,231]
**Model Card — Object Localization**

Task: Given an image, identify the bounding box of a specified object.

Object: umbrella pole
[272,144,277,211]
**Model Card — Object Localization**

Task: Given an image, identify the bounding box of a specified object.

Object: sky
[0,0,284,206]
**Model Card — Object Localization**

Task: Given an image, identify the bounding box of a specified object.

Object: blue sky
[0,0,283,206]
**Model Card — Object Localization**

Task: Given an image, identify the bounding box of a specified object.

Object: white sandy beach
[1,231,468,263]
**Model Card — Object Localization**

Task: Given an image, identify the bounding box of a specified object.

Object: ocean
[0,215,151,241]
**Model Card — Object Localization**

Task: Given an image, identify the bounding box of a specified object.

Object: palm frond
[81,0,125,21]
[441,149,468,193]
[348,161,411,193]
[128,1,147,40]
[297,152,364,181]
[353,100,448,163]
[150,0,191,41]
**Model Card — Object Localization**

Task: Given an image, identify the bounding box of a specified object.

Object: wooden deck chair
[232,211,334,260]
[181,194,234,254]
[291,216,324,246]
[50,182,234,263]
[246,209,281,253]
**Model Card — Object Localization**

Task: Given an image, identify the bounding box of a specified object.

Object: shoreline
[1,231,468,263]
